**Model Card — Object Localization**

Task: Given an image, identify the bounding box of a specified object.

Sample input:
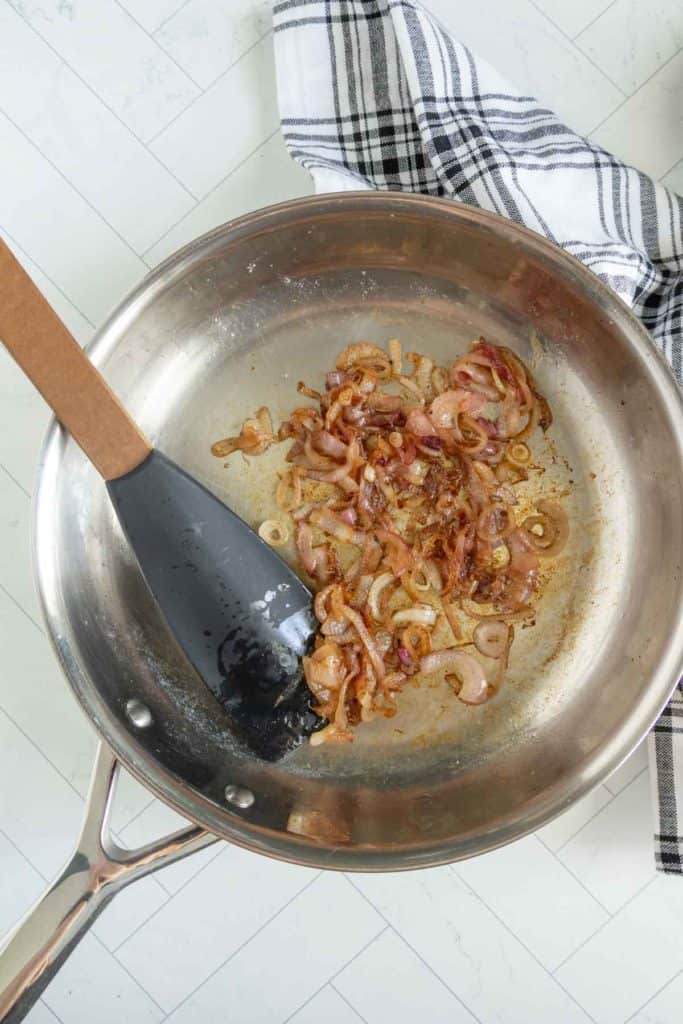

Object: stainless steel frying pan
[2,192,683,1020]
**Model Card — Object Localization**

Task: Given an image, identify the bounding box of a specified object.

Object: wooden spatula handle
[0,239,151,481]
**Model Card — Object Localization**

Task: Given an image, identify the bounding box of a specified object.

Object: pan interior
[35,197,683,865]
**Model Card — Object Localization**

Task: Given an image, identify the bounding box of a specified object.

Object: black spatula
[0,239,319,761]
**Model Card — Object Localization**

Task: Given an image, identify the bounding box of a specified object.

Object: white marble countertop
[1,1,682,1022]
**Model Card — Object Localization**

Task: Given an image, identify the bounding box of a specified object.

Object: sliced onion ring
[313,584,336,622]
[401,624,431,659]
[406,568,431,593]
[423,559,443,593]
[367,571,395,622]
[473,620,511,659]
[212,405,274,458]
[303,641,345,692]
[258,520,289,547]
[276,468,302,511]
[393,604,437,627]
[522,500,569,557]
[310,507,366,547]
[388,337,402,376]
[507,442,531,468]
[336,341,388,370]
[407,352,434,394]
[340,604,386,680]
[420,649,489,705]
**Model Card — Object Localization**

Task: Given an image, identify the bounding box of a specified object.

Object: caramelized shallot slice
[420,649,489,704]
[501,529,539,611]
[473,620,511,659]
[258,520,289,547]
[212,405,274,458]
[340,604,386,680]
[522,500,569,557]
[312,429,348,459]
[310,507,365,546]
[303,641,345,694]
[392,605,438,627]
[295,522,318,576]
[276,467,302,511]
[368,571,395,622]
[407,352,434,394]
[336,341,389,370]
[388,337,403,375]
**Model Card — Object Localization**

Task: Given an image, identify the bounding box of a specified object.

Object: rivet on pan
[224,784,255,810]
[125,699,153,729]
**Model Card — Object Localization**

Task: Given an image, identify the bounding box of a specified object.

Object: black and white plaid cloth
[272,0,683,870]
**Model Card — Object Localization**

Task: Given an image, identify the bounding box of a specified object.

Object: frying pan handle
[0,238,152,480]
[0,743,217,1022]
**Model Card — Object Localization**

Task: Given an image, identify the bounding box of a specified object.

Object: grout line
[2,817,166,970]
[386,922,484,1017]
[659,154,683,183]
[624,966,683,1023]
[0,225,96,332]
[116,810,224,903]
[150,870,325,1018]
[448,865,600,1023]
[329,981,368,1023]
[145,28,274,145]
[0,587,158,846]
[193,27,273,94]
[588,43,683,137]
[549,777,645,854]
[552,874,660,974]
[115,794,168,839]
[527,0,625,97]
[142,126,281,262]
[0,581,45,636]
[109,841,235,951]
[0,105,149,267]
[0,462,30,500]
[0,703,87,818]
[8,2,199,205]
[90,931,168,1016]
[153,0,193,36]
[544,848,613,917]
[137,85,204,149]
[0,824,49,882]
[548,767,649,893]
[111,794,157,836]
[0,815,67,896]
[344,875,485,1024]
[603,763,648,801]
[154,840,224,896]
[588,96,630,138]
[107,826,168,908]
[573,0,618,40]
[112,0,205,92]
[536,790,617,857]
[281,923,387,1024]
[0,823,94,1024]
[39,999,66,1024]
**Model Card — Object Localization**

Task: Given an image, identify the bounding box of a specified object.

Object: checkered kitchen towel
[272,0,683,870]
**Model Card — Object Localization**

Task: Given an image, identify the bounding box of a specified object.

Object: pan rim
[32,191,683,869]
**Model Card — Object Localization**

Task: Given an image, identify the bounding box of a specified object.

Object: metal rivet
[125,699,153,729]
[224,784,255,810]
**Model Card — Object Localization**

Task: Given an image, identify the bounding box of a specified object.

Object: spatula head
[107,451,320,761]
